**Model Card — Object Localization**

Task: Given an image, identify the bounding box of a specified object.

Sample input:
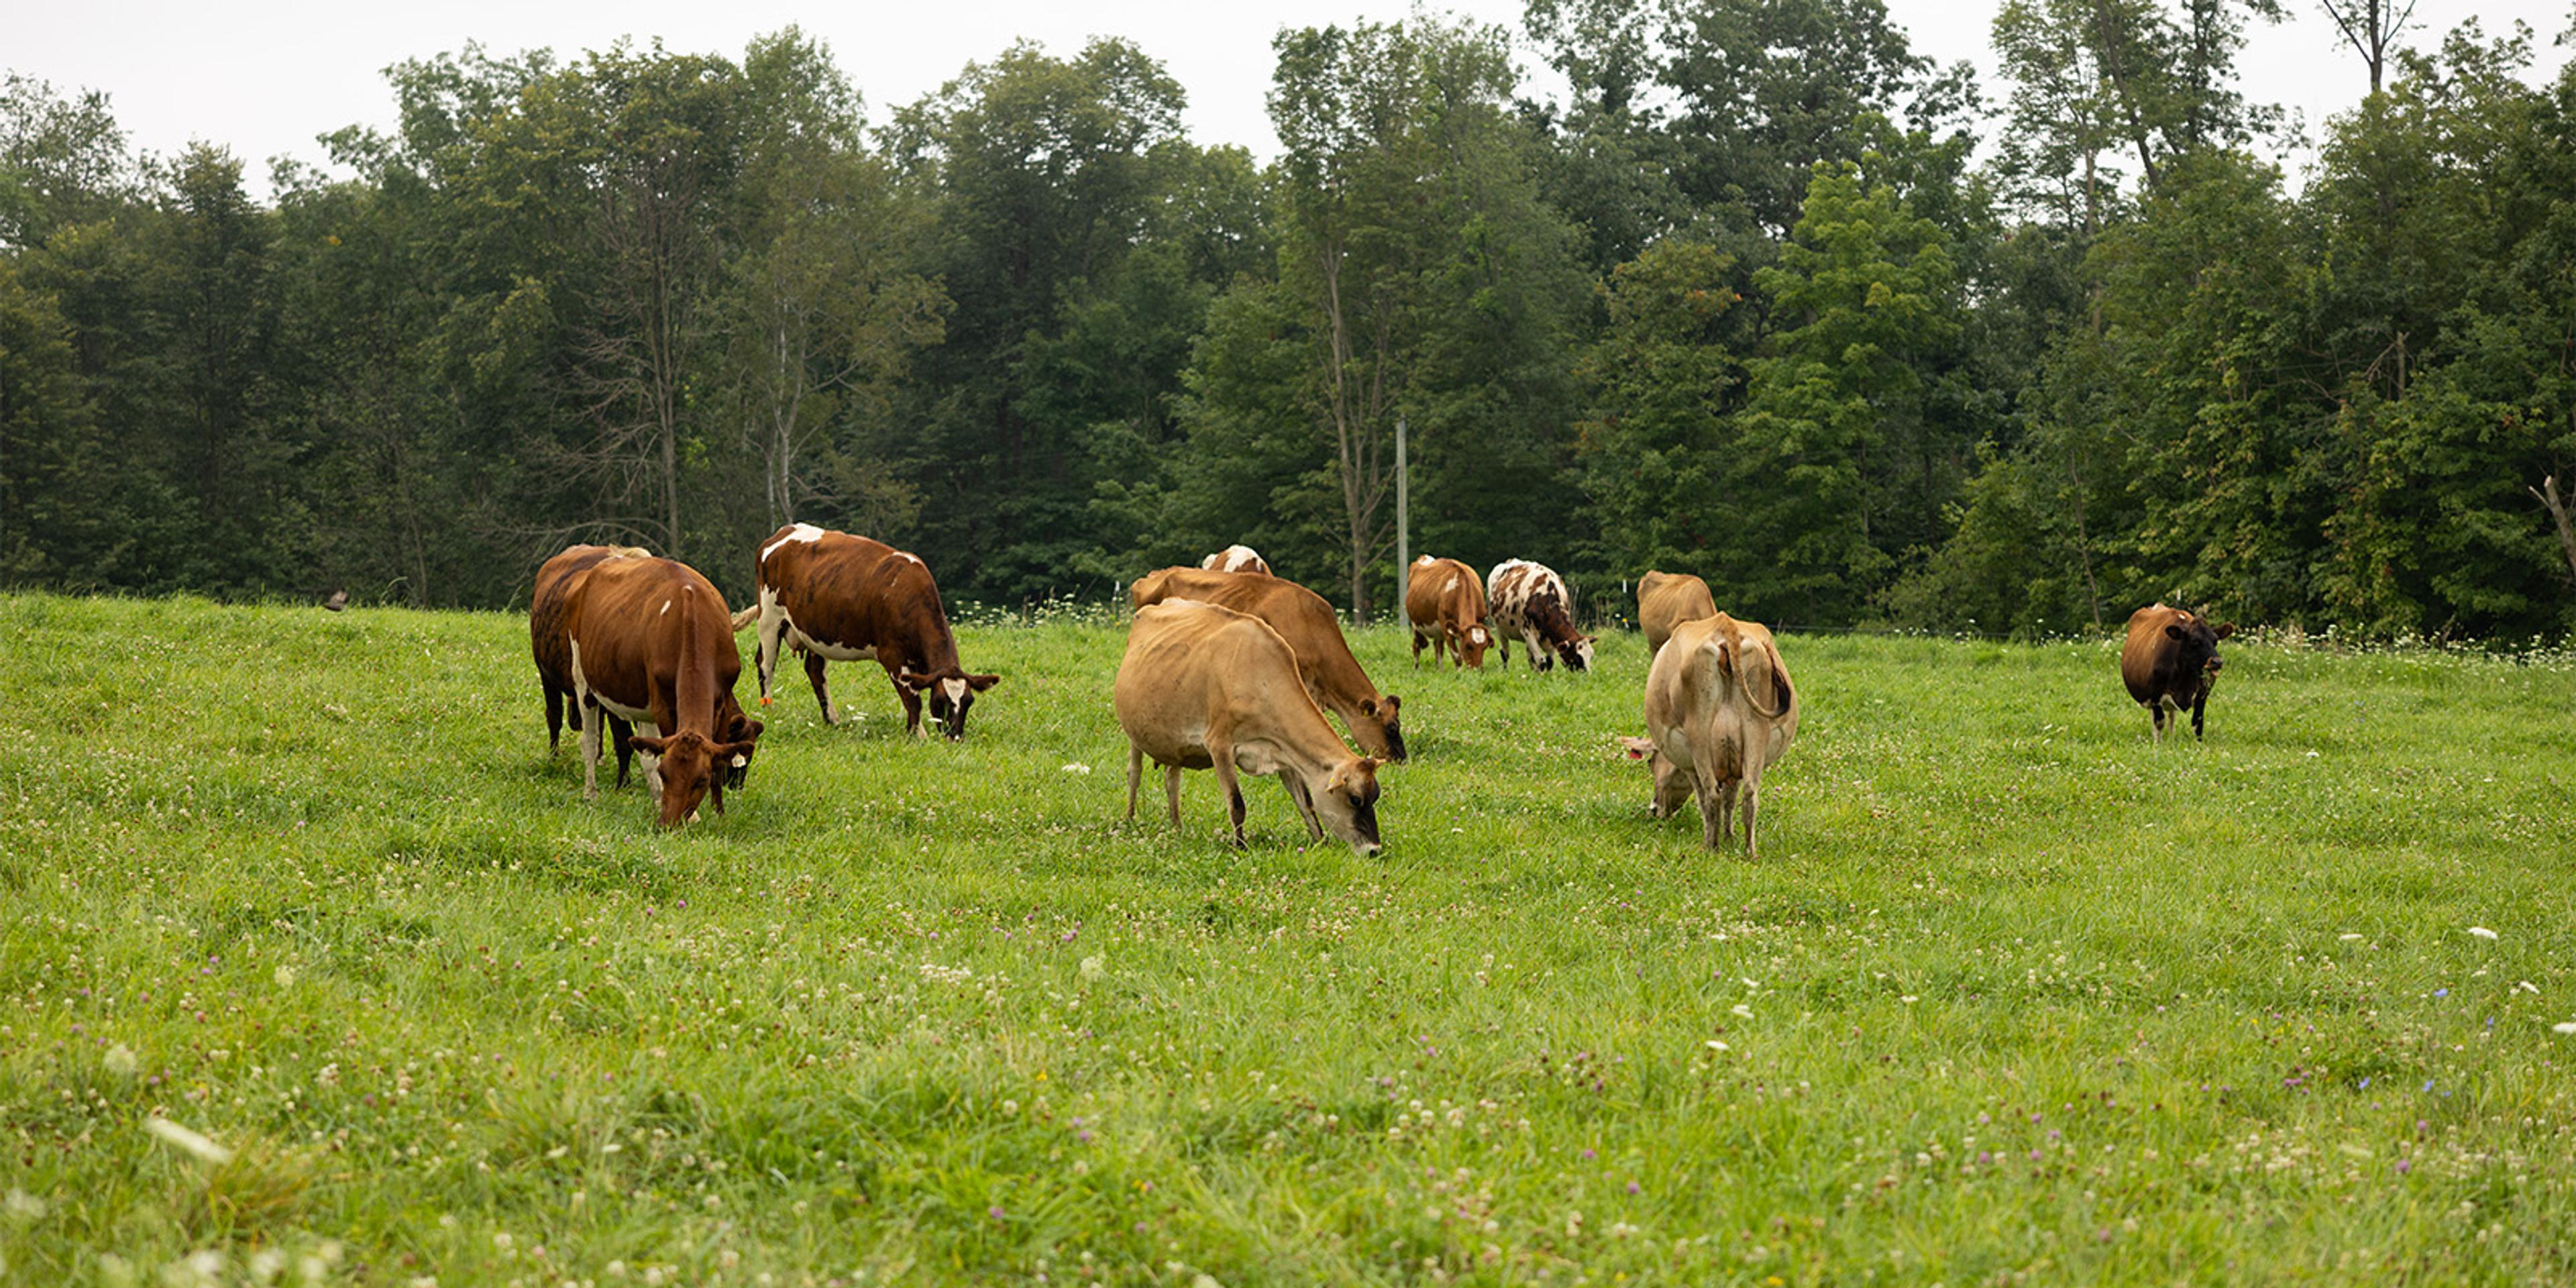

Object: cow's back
[2121,604,2183,702]
[568,557,743,703]
[535,545,651,676]
[1117,601,1314,756]
[1638,571,1716,654]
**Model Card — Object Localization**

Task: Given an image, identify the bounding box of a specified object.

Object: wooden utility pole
[1394,416,1409,623]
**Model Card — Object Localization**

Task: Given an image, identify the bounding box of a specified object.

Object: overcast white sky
[12,0,2573,195]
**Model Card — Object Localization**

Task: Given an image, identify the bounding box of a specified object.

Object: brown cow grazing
[735,523,1000,739]
[1199,544,1273,576]
[1636,570,1717,656]
[2121,603,2235,741]
[559,556,764,826]
[532,544,653,785]
[1405,555,1492,668]
[1116,600,1385,854]
[1489,559,1595,673]
[1619,613,1800,856]
[1129,567,1405,761]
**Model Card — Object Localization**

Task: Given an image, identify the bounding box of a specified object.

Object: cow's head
[898,668,1002,740]
[1311,756,1385,856]
[1555,634,1597,674]
[631,729,761,828]
[1360,693,1405,762]
[1452,623,1492,668]
[2164,612,2234,684]
[716,709,765,788]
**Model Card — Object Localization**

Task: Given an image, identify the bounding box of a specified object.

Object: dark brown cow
[1404,555,1491,667]
[1488,559,1595,672]
[1128,566,1405,761]
[560,557,764,826]
[532,544,650,784]
[2120,603,2235,741]
[736,523,1000,739]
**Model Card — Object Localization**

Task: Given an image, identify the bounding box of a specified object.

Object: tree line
[3,3,2571,639]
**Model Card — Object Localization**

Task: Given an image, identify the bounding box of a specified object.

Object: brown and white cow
[1129,567,1405,760]
[1404,555,1491,668]
[1489,559,1595,673]
[1199,545,1272,576]
[2121,602,2235,741]
[532,543,651,784]
[1636,570,1717,657]
[1619,613,1800,856]
[559,556,765,827]
[1116,600,1385,854]
[735,523,1000,739]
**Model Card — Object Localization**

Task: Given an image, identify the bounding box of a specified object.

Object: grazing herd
[527,533,2237,853]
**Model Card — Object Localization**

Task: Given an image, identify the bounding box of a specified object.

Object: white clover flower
[1705,1039,1728,1052]
[274,964,299,987]
[4,1188,45,1220]
[1729,1004,1753,1020]
[1061,763,1093,775]
[1080,955,1106,981]
[2338,932,2363,941]
[104,1044,139,1077]
[2553,1022,2576,1036]
[2467,926,2497,940]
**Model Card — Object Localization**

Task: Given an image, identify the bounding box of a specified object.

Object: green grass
[4,592,2575,1286]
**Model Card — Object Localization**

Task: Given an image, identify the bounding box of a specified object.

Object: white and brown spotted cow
[1488,559,1595,673]
[1199,544,1272,576]
[1404,555,1491,667]
[736,523,1000,739]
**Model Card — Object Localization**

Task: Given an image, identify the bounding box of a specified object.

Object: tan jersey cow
[1128,567,1405,760]
[1636,570,1717,656]
[2120,602,2234,741]
[1199,544,1272,575]
[1404,555,1492,667]
[1489,559,1595,672]
[1619,613,1799,856]
[1115,600,1385,854]
[532,543,653,783]
[735,523,1000,739]
[559,556,764,826]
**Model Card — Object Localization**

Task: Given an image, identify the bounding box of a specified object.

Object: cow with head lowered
[1619,612,1800,857]
[557,555,765,827]
[2121,603,2235,741]
[1405,555,1491,668]
[1489,559,1595,673]
[736,524,1000,739]
[1129,567,1405,761]
[1116,600,1386,855]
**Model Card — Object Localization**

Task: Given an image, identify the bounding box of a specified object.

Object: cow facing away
[737,523,1000,739]
[1405,555,1491,668]
[1116,600,1385,854]
[1129,567,1405,761]
[532,544,651,785]
[1619,613,1800,855]
[1636,570,1717,657]
[559,556,764,827]
[1489,559,1595,673]
[2121,603,2235,741]
[1199,545,1272,576]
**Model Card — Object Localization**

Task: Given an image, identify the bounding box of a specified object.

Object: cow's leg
[806,651,835,724]
[609,713,636,788]
[1737,775,1760,859]
[755,593,785,706]
[2190,685,2211,741]
[1164,765,1184,825]
[895,673,925,738]
[1285,773,1323,839]
[1211,745,1248,848]
[1650,752,1690,820]
[637,720,664,805]
[577,693,604,801]
[1125,744,1144,821]
[1411,631,1426,667]
[545,682,566,754]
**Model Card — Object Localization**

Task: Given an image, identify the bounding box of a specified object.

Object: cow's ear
[896,669,933,692]
[1379,693,1399,716]
[966,673,1002,692]
[2163,624,2187,641]
[1617,735,1656,760]
[631,735,670,756]
[743,718,764,741]
[718,740,758,765]
[2212,623,2236,640]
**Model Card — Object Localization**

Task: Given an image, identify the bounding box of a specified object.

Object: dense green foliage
[7,594,2576,1283]
[3,5,2573,637]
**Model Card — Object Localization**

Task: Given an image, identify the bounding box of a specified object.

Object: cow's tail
[729,603,760,632]
[1741,641,1793,720]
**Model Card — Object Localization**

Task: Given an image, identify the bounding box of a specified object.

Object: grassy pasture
[3,592,2575,1286]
